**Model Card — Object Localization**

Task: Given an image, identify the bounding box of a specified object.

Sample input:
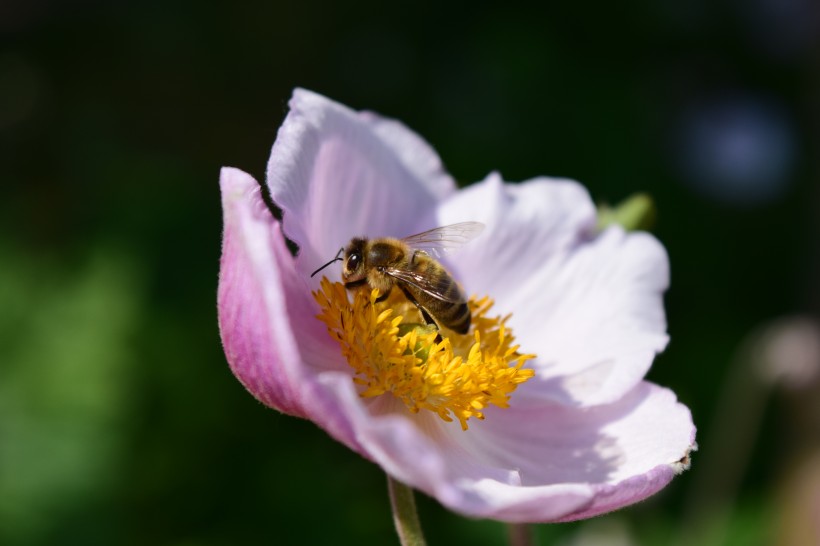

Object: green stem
[387,475,427,546]
[507,523,536,546]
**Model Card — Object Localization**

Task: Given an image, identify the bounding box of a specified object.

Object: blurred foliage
[0,245,139,543]
[2,0,819,544]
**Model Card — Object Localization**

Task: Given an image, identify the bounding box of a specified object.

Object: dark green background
[3,1,818,544]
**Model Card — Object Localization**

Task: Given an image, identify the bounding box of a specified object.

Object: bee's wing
[383,267,464,303]
[400,222,485,258]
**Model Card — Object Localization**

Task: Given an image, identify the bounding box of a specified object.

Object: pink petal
[312,370,693,522]
[435,174,669,406]
[266,89,456,279]
[218,167,361,449]
[218,167,311,414]
[217,168,334,402]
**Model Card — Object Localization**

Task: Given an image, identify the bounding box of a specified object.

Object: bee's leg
[416,305,437,329]
[398,285,443,344]
[375,285,393,303]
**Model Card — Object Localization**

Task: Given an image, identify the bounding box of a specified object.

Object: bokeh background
[3,1,820,545]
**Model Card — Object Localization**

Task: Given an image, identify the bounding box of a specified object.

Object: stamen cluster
[314,278,535,430]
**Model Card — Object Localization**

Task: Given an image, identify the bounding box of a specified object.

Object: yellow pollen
[313,278,536,430]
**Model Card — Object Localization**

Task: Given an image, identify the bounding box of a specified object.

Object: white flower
[218,88,696,522]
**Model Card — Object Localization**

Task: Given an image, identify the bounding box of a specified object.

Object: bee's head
[342,238,367,283]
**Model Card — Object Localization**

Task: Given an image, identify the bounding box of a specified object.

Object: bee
[311,222,484,334]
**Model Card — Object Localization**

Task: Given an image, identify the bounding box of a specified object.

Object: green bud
[597,192,656,232]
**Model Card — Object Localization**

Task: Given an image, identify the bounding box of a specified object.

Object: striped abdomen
[402,254,471,335]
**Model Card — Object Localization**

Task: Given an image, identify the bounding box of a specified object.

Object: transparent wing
[383,267,464,303]
[400,222,485,258]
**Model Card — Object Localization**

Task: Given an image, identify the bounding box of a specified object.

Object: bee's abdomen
[419,282,471,334]
[404,256,472,334]
[439,301,471,334]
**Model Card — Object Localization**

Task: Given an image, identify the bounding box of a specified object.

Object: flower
[217,88,696,522]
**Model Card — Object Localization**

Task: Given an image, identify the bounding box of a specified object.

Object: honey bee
[311,222,484,334]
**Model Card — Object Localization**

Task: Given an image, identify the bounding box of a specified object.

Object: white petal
[508,226,669,406]
[434,175,669,406]
[432,172,597,298]
[452,381,695,521]
[312,370,693,522]
[266,89,456,279]
[311,372,594,519]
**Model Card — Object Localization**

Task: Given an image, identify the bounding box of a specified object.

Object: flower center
[313,278,536,430]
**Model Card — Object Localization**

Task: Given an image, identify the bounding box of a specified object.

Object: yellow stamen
[313,278,536,430]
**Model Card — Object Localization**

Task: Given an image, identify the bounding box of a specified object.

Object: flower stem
[387,475,427,546]
[507,523,536,546]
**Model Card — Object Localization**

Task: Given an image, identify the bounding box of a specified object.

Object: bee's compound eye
[347,252,361,271]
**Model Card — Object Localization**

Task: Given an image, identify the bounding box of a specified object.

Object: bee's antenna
[310,247,345,278]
